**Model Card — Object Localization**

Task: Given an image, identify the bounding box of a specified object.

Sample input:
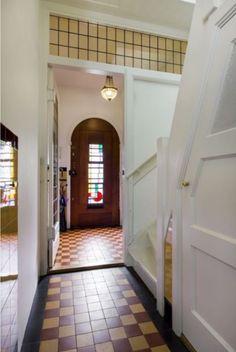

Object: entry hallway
[22,267,188,352]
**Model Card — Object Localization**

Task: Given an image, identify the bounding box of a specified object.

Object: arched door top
[71,117,120,227]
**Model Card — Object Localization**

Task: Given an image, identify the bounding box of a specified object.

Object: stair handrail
[126,152,157,179]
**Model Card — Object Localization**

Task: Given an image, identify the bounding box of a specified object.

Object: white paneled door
[182,3,236,352]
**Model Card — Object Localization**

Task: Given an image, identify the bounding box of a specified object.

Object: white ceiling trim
[180,0,196,3]
[81,0,120,9]
[43,1,189,40]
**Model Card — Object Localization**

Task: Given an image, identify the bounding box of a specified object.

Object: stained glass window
[88,144,104,205]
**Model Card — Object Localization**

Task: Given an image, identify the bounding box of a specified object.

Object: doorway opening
[71,118,120,228]
[49,68,124,272]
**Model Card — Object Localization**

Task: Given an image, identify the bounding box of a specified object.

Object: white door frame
[47,67,60,268]
[46,56,128,261]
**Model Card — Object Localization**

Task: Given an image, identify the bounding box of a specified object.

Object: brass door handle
[182,181,190,187]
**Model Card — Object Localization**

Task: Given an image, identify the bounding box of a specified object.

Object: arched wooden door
[71,118,120,228]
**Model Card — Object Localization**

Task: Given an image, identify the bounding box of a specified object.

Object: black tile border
[21,276,49,352]
[49,262,125,275]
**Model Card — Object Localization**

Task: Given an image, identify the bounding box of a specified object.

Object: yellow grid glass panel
[107,40,116,54]
[134,32,141,45]
[142,34,149,47]
[116,29,124,42]
[142,46,149,60]
[69,20,78,33]
[150,48,158,61]
[174,40,181,52]
[69,48,78,59]
[79,35,88,49]
[79,21,88,35]
[89,23,97,37]
[89,37,97,51]
[50,30,58,45]
[89,51,97,62]
[49,15,187,74]
[134,58,141,68]
[69,33,78,48]
[142,60,149,70]
[50,15,58,30]
[50,44,58,56]
[59,46,68,57]
[125,30,133,44]
[107,27,116,40]
[98,25,106,38]
[150,35,157,48]
[59,32,68,46]
[158,37,166,49]
[166,38,173,50]
[98,38,106,52]
[125,57,133,67]
[59,17,68,31]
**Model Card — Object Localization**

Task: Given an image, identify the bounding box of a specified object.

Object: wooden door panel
[71,118,120,228]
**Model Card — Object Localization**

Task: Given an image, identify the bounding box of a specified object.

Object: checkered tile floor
[0,233,18,351]
[39,268,170,352]
[52,227,123,271]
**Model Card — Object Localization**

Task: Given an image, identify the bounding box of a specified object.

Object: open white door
[47,68,60,268]
[182,3,236,351]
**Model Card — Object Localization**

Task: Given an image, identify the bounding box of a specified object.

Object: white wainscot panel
[194,249,236,349]
[195,156,236,240]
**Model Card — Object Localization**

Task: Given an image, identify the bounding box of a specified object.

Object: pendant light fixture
[101,75,118,101]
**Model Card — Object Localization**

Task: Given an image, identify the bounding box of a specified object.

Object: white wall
[133,79,179,168]
[1,0,39,349]
[57,83,124,228]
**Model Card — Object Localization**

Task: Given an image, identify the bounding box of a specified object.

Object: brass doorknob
[182,181,190,187]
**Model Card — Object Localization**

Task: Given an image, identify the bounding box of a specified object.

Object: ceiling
[53,67,124,91]
[45,0,194,35]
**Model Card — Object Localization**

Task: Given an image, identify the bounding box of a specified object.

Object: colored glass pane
[88,144,104,205]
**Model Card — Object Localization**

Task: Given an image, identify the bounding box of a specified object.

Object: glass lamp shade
[101,76,118,101]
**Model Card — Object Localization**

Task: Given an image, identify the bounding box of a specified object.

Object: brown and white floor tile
[21,267,189,352]
[52,227,123,271]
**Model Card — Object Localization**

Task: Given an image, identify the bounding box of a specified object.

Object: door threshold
[48,262,125,274]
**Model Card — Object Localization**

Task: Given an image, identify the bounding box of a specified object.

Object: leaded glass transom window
[88,144,104,205]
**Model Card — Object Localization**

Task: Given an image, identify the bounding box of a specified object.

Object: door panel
[182,5,236,352]
[71,118,120,227]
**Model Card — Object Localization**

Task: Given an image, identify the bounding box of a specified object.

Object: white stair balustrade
[125,153,158,297]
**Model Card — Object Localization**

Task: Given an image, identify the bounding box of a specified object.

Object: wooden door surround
[71,118,120,228]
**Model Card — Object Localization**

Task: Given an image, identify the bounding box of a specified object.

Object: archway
[71,118,120,228]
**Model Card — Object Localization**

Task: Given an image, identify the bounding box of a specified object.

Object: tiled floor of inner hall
[22,267,189,352]
[52,227,123,271]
